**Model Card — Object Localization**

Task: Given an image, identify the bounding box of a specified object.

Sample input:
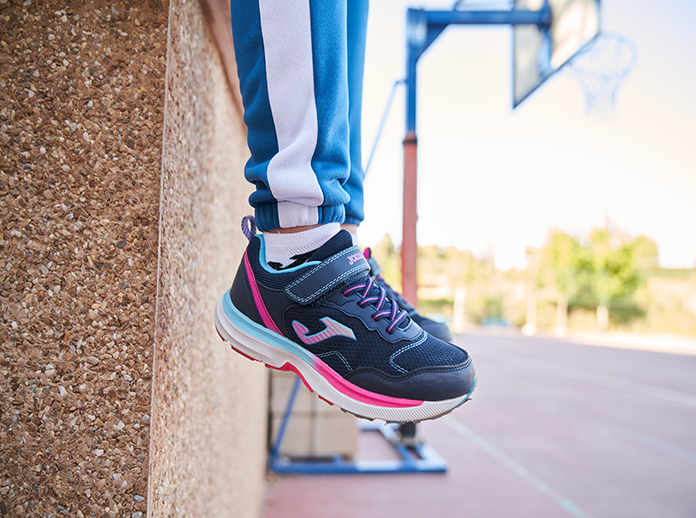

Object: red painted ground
[262,332,696,518]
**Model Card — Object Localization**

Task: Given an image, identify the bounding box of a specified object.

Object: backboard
[513,0,601,107]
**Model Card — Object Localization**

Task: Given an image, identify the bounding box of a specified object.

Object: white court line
[565,332,696,357]
[477,347,696,408]
[445,417,595,518]
[495,384,696,465]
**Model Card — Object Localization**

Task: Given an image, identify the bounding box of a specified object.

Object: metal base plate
[268,421,447,475]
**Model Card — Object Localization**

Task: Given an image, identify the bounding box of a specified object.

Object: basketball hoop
[568,33,636,117]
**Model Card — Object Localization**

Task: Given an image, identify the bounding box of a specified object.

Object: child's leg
[230,0,350,234]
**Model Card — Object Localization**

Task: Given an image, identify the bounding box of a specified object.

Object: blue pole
[269,376,302,465]
[401,2,550,304]
[425,8,549,28]
[405,4,550,134]
[405,8,427,134]
[365,79,404,177]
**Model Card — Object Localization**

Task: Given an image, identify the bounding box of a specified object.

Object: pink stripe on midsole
[269,362,313,393]
[243,251,283,336]
[313,357,424,408]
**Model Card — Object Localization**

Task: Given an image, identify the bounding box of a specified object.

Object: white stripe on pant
[258,0,324,228]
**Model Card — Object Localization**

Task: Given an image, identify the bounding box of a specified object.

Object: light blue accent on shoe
[221,289,316,367]
[256,235,321,274]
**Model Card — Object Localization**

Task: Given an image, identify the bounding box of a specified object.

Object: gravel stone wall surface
[147,0,267,516]
[0,1,168,517]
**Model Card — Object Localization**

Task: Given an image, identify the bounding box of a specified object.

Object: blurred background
[357,0,696,337]
[262,2,696,517]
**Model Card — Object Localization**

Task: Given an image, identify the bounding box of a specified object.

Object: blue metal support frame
[400,2,550,304]
[364,78,405,177]
[405,4,550,132]
[267,376,447,475]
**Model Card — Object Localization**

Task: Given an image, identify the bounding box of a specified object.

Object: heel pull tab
[241,215,258,242]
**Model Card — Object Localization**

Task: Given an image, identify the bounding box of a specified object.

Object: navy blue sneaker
[214,218,476,423]
[363,248,453,342]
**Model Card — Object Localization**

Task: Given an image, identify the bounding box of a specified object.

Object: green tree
[537,226,645,331]
[539,231,584,333]
[589,227,641,330]
[545,231,581,295]
[371,234,401,291]
[633,235,659,272]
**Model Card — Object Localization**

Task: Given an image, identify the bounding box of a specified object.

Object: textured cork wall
[0,1,167,516]
[146,0,267,516]
[1,0,267,516]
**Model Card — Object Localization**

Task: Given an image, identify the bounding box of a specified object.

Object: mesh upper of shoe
[282,305,468,377]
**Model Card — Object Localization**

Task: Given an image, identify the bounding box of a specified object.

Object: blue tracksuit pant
[230,0,368,232]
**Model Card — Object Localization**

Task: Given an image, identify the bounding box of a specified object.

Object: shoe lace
[342,277,409,334]
[363,248,415,313]
[373,275,416,313]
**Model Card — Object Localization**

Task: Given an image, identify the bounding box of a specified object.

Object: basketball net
[568,33,636,118]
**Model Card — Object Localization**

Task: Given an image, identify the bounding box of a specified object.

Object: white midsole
[214,295,469,422]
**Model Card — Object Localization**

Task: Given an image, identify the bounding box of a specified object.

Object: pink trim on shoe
[313,357,424,408]
[243,250,284,336]
[268,362,314,393]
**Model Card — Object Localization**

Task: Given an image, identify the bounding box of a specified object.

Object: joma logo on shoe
[347,253,363,265]
[293,317,356,345]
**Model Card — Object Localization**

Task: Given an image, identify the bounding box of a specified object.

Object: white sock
[263,223,341,270]
[348,232,360,247]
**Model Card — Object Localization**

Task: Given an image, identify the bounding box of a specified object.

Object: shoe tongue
[307,229,354,263]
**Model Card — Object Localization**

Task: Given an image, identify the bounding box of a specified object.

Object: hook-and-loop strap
[285,246,370,305]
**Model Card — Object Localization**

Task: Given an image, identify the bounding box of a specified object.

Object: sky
[357,0,696,268]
